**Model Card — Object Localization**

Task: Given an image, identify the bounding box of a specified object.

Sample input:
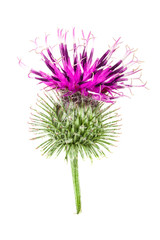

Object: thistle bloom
[28,29,144,103]
[25,29,145,214]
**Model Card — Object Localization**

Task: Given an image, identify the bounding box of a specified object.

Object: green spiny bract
[29,90,121,162]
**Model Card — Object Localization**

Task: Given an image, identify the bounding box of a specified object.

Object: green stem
[70,151,81,214]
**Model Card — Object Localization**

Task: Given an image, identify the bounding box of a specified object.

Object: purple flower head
[28,29,145,103]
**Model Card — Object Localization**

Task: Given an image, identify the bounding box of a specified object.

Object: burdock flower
[24,29,145,214]
[29,29,144,103]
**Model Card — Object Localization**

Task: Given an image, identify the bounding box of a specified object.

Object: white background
[0,0,160,239]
